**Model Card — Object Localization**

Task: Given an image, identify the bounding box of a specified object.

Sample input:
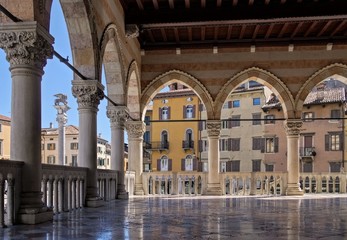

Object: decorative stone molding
[106,106,129,128]
[0,22,53,69]
[284,119,303,136]
[206,120,221,137]
[125,121,145,139]
[72,80,104,109]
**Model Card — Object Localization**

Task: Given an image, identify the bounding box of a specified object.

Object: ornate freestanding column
[125,121,146,195]
[54,94,70,165]
[0,22,54,224]
[204,120,223,195]
[72,80,104,207]
[107,105,129,199]
[284,119,304,196]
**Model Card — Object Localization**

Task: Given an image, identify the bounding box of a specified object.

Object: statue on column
[54,94,70,165]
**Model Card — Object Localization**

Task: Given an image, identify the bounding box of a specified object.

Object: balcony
[146,141,169,151]
[182,140,194,150]
[300,147,316,162]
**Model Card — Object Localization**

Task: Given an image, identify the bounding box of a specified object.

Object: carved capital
[0,22,53,69]
[206,120,221,137]
[72,80,104,110]
[284,119,303,136]
[125,121,145,139]
[106,106,129,128]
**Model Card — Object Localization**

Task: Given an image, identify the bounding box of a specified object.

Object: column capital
[72,80,104,110]
[125,121,145,139]
[106,106,129,128]
[0,22,53,69]
[206,120,221,137]
[284,119,303,136]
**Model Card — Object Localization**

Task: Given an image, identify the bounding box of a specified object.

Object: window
[185,155,193,171]
[231,138,240,151]
[252,160,261,172]
[325,133,342,151]
[160,156,169,171]
[231,115,240,127]
[232,100,240,108]
[145,116,150,125]
[47,143,56,150]
[303,112,314,121]
[331,109,341,119]
[47,155,55,164]
[264,115,275,124]
[231,161,240,172]
[72,155,78,166]
[330,162,341,173]
[252,113,261,125]
[160,107,170,120]
[0,140,2,156]
[303,162,313,173]
[70,142,78,150]
[184,105,195,119]
[220,162,227,172]
[265,164,274,172]
[253,98,261,105]
[252,137,262,150]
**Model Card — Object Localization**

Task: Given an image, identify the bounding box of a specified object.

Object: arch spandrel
[295,63,347,116]
[140,70,214,120]
[126,61,141,120]
[215,67,295,119]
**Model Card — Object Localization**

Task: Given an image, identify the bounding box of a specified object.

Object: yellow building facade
[148,85,200,172]
[0,114,11,160]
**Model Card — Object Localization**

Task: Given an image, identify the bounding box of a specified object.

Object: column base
[134,184,144,195]
[85,197,104,208]
[203,183,223,196]
[18,209,53,225]
[286,183,304,196]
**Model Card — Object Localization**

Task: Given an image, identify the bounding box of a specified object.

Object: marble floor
[1,194,347,239]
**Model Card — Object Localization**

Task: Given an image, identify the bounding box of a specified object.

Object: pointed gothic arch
[141,70,214,120]
[215,67,295,119]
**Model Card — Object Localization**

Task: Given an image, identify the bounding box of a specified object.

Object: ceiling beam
[265,23,275,39]
[168,0,174,9]
[330,20,347,37]
[160,28,167,41]
[136,0,144,10]
[185,0,190,8]
[317,20,332,37]
[152,0,159,9]
[290,22,303,38]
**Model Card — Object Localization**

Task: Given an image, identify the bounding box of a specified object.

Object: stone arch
[60,0,99,79]
[141,70,214,120]
[126,61,141,120]
[295,63,347,115]
[99,24,126,104]
[215,67,295,119]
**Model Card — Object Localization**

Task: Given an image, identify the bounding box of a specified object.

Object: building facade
[41,124,112,169]
[146,84,200,172]
[0,114,11,160]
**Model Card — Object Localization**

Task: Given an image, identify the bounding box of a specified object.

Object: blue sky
[0,1,111,142]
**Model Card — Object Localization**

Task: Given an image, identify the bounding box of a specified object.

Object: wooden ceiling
[120,0,347,50]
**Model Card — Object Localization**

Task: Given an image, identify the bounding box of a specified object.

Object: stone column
[0,22,54,224]
[72,80,104,207]
[125,121,146,195]
[284,120,304,196]
[107,106,129,199]
[204,120,222,195]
